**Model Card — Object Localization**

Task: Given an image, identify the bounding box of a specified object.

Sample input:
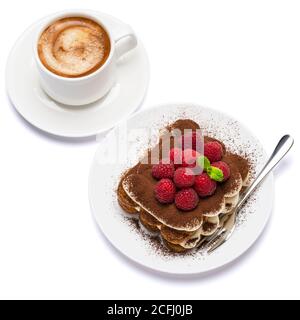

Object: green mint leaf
[208,166,224,182]
[197,156,210,171]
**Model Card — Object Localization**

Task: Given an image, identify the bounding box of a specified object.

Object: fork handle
[237,135,294,211]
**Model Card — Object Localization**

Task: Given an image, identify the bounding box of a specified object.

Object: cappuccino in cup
[34,10,137,105]
[38,17,111,78]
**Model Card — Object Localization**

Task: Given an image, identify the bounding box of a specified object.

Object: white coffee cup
[33,10,137,106]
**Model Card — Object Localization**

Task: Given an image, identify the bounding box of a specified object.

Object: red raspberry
[173,167,195,188]
[154,179,176,204]
[175,188,199,211]
[194,173,217,197]
[182,131,203,152]
[211,161,231,182]
[204,141,223,163]
[169,148,182,168]
[152,161,175,180]
[182,149,201,167]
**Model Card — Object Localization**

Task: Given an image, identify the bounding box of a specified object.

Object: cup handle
[111,23,138,59]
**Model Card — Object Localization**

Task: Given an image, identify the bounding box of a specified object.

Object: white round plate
[6,11,149,138]
[89,104,274,275]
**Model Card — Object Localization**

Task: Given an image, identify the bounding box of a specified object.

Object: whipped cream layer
[38,17,111,78]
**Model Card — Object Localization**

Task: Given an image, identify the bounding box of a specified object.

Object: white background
[0,0,298,300]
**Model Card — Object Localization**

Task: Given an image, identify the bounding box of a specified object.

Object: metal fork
[205,135,294,254]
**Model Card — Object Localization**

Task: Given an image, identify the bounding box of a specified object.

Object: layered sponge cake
[117,119,250,253]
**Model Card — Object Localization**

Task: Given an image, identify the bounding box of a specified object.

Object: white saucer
[89,103,274,276]
[6,12,149,138]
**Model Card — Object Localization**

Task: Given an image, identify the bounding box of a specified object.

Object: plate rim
[88,102,275,276]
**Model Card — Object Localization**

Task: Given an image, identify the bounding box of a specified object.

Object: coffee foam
[38,17,111,78]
